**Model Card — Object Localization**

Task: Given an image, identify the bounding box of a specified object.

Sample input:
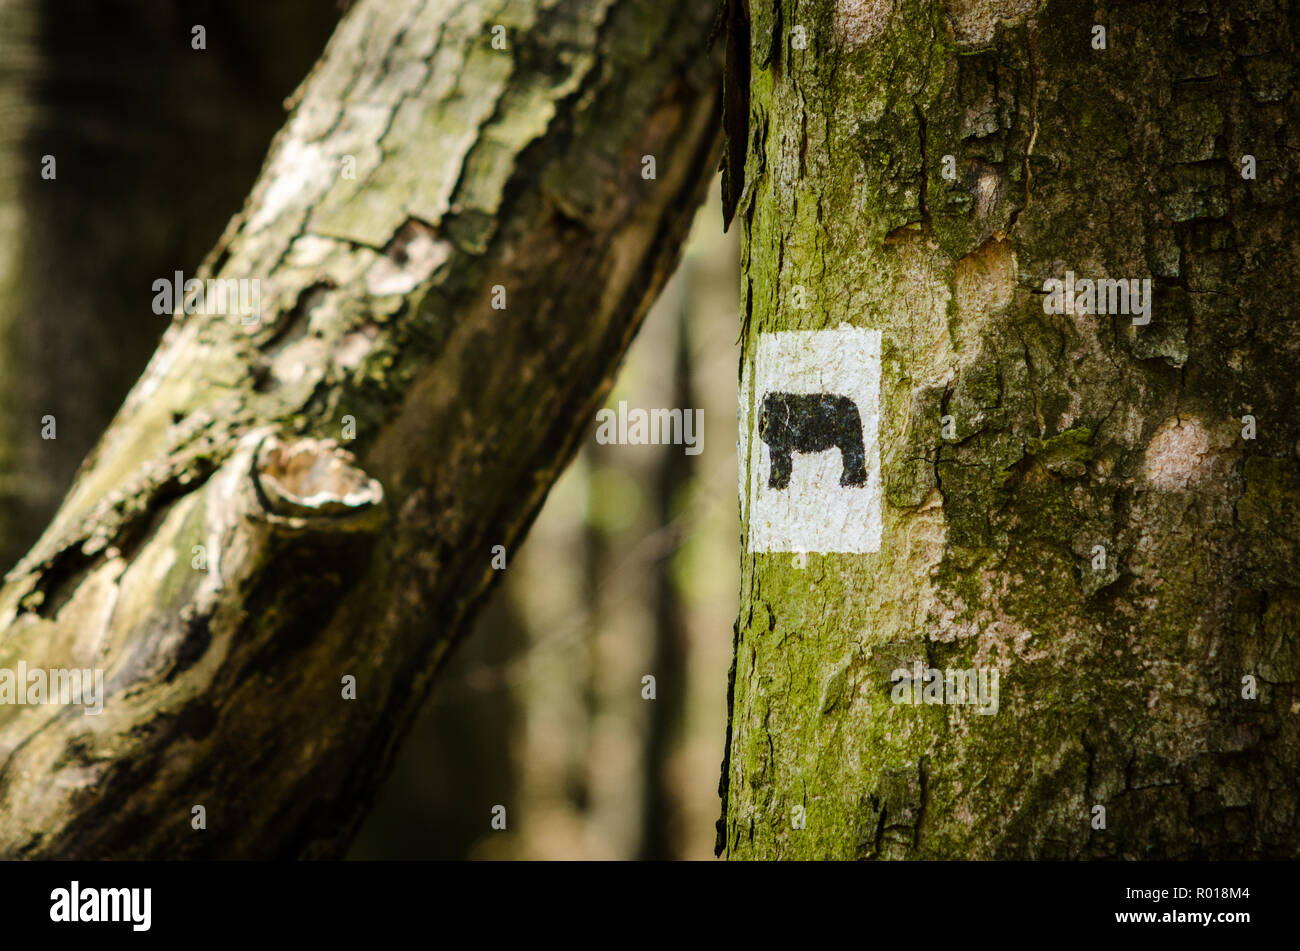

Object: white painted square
[741,324,881,554]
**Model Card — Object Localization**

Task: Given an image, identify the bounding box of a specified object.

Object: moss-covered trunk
[724,0,1300,859]
[0,0,721,858]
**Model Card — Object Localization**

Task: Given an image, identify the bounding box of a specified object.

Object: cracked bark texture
[724,0,1300,859]
[0,0,721,858]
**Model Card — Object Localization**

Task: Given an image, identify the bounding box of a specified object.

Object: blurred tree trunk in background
[0,0,722,858]
[512,448,606,858]
[0,0,39,560]
[640,295,693,859]
[0,0,337,571]
[724,0,1300,859]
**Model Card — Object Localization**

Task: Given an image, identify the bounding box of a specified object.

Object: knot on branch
[252,434,384,529]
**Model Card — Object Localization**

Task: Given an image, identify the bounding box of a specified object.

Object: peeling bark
[0,0,721,858]
[726,0,1300,859]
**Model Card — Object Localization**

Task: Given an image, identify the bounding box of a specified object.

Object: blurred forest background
[0,0,738,859]
[349,207,739,861]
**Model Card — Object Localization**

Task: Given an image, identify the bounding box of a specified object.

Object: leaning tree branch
[0,0,722,858]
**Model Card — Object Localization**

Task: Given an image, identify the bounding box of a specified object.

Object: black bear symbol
[758,391,867,490]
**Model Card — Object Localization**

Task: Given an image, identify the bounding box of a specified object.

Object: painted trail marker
[741,325,881,554]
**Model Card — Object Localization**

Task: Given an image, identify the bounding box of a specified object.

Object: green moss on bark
[727,0,1300,860]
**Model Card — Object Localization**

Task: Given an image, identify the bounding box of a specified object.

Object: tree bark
[0,0,721,858]
[724,0,1300,858]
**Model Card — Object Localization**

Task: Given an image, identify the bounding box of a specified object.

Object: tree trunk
[641,297,693,859]
[724,0,1300,859]
[0,0,721,858]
